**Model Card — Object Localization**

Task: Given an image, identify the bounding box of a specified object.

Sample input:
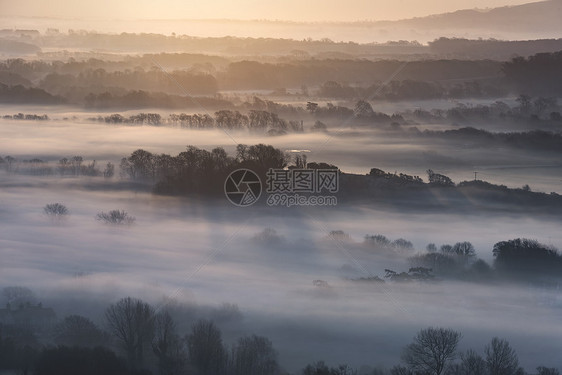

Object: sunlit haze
[0,0,536,21]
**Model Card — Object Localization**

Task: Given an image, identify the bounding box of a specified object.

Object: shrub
[96,210,135,225]
[43,203,69,219]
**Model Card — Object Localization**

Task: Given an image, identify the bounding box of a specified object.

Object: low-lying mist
[2,116,562,194]
[1,178,562,371]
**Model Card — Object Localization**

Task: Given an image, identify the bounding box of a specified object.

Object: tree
[492,238,560,276]
[391,238,414,252]
[43,203,69,220]
[426,243,437,252]
[152,311,185,375]
[311,121,327,132]
[516,94,532,114]
[427,169,454,187]
[454,349,487,375]
[364,234,391,249]
[401,327,461,375]
[451,242,476,265]
[54,315,108,348]
[303,361,357,375]
[105,297,155,370]
[96,210,135,225]
[186,319,227,375]
[2,286,36,305]
[231,335,279,375]
[128,149,155,180]
[71,156,83,176]
[354,100,375,119]
[103,162,115,178]
[485,337,519,375]
[306,101,318,113]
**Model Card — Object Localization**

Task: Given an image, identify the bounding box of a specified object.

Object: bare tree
[96,210,135,225]
[186,319,227,375]
[43,203,69,220]
[231,335,279,375]
[485,337,519,375]
[402,327,461,375]
[446,349,487,375]
[152,311,185,375]
[105,297,155,370]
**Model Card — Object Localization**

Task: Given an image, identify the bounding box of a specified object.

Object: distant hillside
[368,0,562,41]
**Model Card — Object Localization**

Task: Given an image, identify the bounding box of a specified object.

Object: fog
[2,5,562,370]
[1,177,562,371]
[2,114,561,194]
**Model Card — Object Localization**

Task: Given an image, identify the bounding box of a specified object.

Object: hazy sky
[0,0,537,22]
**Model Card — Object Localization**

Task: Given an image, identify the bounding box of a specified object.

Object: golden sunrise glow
[0,0,537,22]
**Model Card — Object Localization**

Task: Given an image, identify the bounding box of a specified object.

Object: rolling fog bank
[1,115,561,194]
[1,179,562,371]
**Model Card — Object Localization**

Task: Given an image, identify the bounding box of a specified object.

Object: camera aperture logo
[224,169,262,207]
[224,168,338,207]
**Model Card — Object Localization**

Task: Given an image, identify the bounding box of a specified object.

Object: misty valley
[2,2,562,375]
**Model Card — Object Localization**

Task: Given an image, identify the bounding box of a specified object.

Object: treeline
[219,59,501,91]
[3,30,428,56]
[0,83,65,104]
[402,95,561,125]
[40,68,218,97]
[0,155,114,177]
[7,29,562,59]
[428,37,562,60]
[418,128,562,153]
[0,289,559,375]
[2,113,49,120]
[83,90,232,109]
[3,95,561,131]
[2,52,562,106]
[317,79,505,100]
[331,230,562,285]
[3,145,562,207]
[503,51,562,96]
[91,109,304,134]
[0,291,278,375]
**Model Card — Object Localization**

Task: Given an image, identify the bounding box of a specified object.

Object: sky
[0,0,538,22]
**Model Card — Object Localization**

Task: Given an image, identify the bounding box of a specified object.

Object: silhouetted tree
[186,319,227,375]
[485,337,519,375]
[152,311,185,375]
[455,349,487,375]
[105,297,155,370]
[303,361,357,375]
[427,169,454,187]
[492,238,561,276]
[452,242,476,265]
[402,327,461,375]
[103,162,115,178]
[43,203,69,220]
[231,335,279,375]
[96,210,135,225]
